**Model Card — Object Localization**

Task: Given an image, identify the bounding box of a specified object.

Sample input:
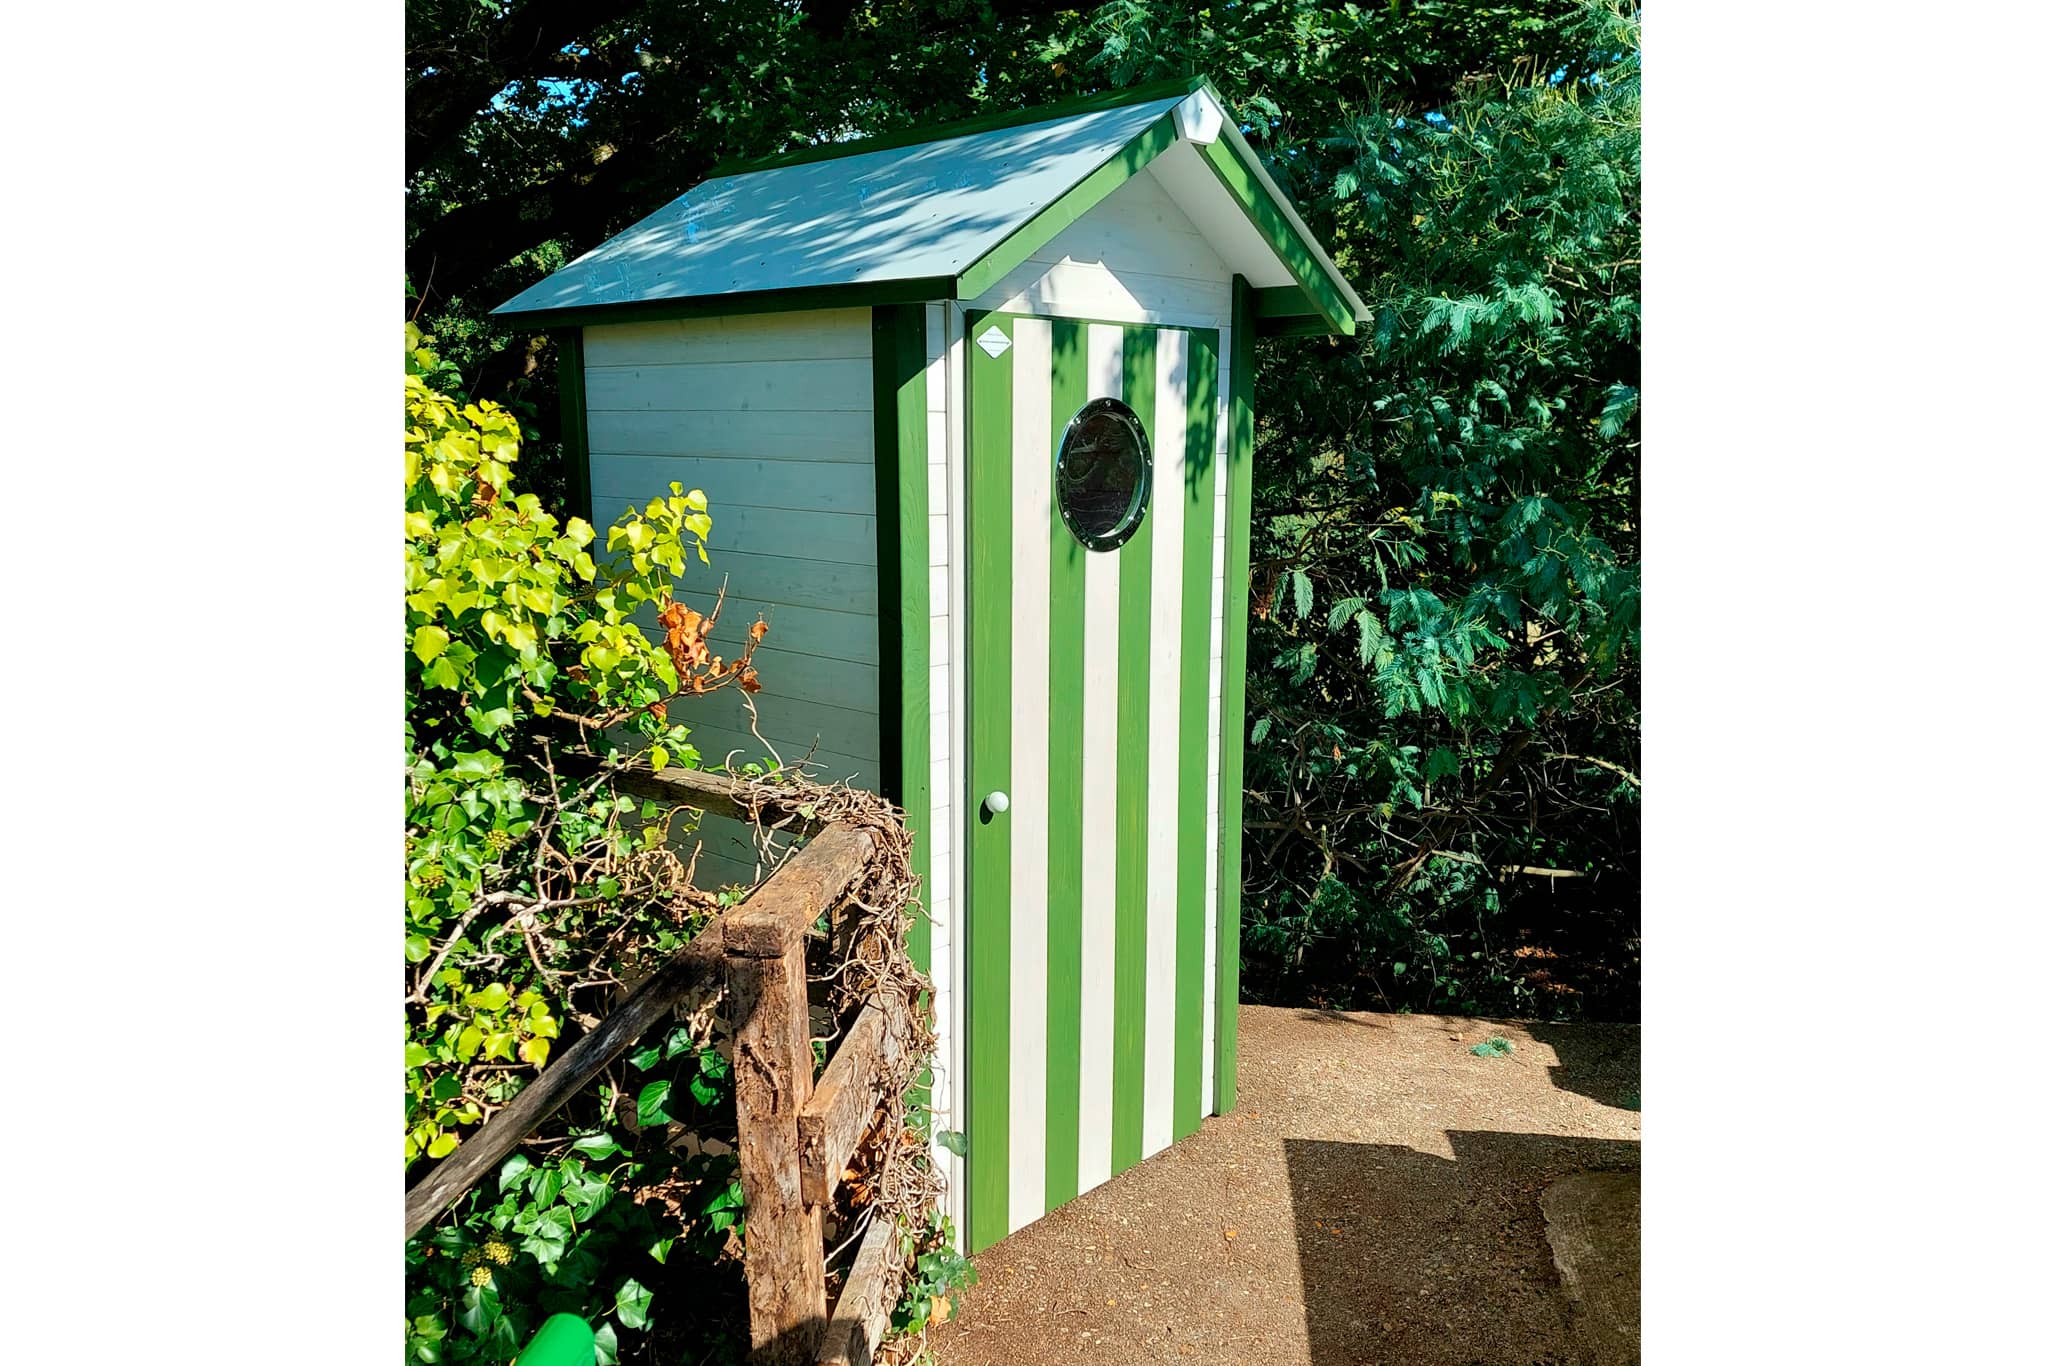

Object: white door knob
[983,790,1010,815]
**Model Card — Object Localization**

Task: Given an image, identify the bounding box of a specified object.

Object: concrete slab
[1542,1170,1642,1365]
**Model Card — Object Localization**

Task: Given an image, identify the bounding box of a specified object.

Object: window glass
[1056,398,1152,552]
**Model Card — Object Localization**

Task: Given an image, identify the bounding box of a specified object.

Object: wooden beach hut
[494,75,1364,1252]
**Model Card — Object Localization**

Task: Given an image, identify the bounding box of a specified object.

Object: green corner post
[870,303,932,975]
[555,329,592,527]
[1214,277,1258,1113]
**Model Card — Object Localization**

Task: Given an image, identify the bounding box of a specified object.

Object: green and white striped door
[964,312,1222,1252]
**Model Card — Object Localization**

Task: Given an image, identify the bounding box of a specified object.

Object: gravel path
[926,1006,1640,1365]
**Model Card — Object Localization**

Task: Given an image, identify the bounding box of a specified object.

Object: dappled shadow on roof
[500,97,1186,314]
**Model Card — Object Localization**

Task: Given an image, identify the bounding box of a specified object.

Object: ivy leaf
[412,625,451,664]
[637,1080,674,1126]
[688,1066,725,1107]
[572,1132,622,1160]
[935,1129,968,1157]
[468,982,511,1012]
[455,1284,499,1335]
[614,1278,654,1330]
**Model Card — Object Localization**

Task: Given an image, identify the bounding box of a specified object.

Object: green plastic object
[515,1314,595,1366]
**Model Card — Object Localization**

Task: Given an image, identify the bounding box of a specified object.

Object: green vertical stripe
[1174,330,1220,1139]
[555,329,592,526]
[871,306,931,976]
[1110,325,1155,1176]
[965,313,1014,1252]
[1043,320,1088,1208]
[1216,282,1257,1114]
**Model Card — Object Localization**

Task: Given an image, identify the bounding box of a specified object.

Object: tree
[406,0,1643,1018]
[1234,3,1641,1015]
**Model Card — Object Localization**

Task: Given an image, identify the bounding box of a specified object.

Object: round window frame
[1054,397,1154,553]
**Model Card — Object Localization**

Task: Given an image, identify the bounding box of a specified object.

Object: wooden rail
[402,765,917,1366]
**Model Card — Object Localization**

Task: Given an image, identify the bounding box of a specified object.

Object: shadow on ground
[1524,1023,1641,1111]
[1285,1132,1640,1366]
[1293,1008,1392,1029]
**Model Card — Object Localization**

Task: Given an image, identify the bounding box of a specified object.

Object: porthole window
[1056,398,1152,552]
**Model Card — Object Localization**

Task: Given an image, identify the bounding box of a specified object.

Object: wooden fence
[403,766,917,1366]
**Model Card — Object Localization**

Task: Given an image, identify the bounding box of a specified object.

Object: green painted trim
[555,330,592,526]
[1251,285,1319,319]
[1042,319,1089,1210]
[1214,279,1257,1114]
[713,76,1209,177]
[964,311,1014,1253]
[955,112,1181,302]
[871,306,932,977]
[1174,329,1220,1141]
[1197,138,1355,337]
[1253,313,1345,339]
[495,276,953,330]
[1110,325,1156,1176]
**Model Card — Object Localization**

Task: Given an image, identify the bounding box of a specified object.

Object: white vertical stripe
[1076,324,1123,1195]
[922,302,955,1190]
[1142,330,1189,1157]
[1087,323,1124,407]
[1007,318,1053,1230]
[943,303,970,1233]
[1201,374,1225,1118]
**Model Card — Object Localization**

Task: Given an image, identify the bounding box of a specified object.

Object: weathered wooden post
[723,823,874,1363]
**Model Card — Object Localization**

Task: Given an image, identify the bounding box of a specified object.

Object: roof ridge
[707,74,1212,179]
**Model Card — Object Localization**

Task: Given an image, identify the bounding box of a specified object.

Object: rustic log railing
[403,765,917,1366]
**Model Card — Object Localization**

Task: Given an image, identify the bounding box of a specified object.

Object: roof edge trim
[491,275,953,328]
[1195,129,1356,336]
[952,109,1181,302]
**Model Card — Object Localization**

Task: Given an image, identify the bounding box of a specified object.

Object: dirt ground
[926,1006,1641,1366]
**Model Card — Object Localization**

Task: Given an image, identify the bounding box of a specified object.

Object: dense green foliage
[405,330,755,1363]
[406,0,1639,1039]
[404,334,964,1364]
[1240,7,1640,1018]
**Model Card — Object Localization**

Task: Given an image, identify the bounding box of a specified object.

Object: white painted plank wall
[582,307,881,892]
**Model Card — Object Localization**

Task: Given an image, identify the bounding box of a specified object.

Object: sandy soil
[926,1006,1640,1366]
